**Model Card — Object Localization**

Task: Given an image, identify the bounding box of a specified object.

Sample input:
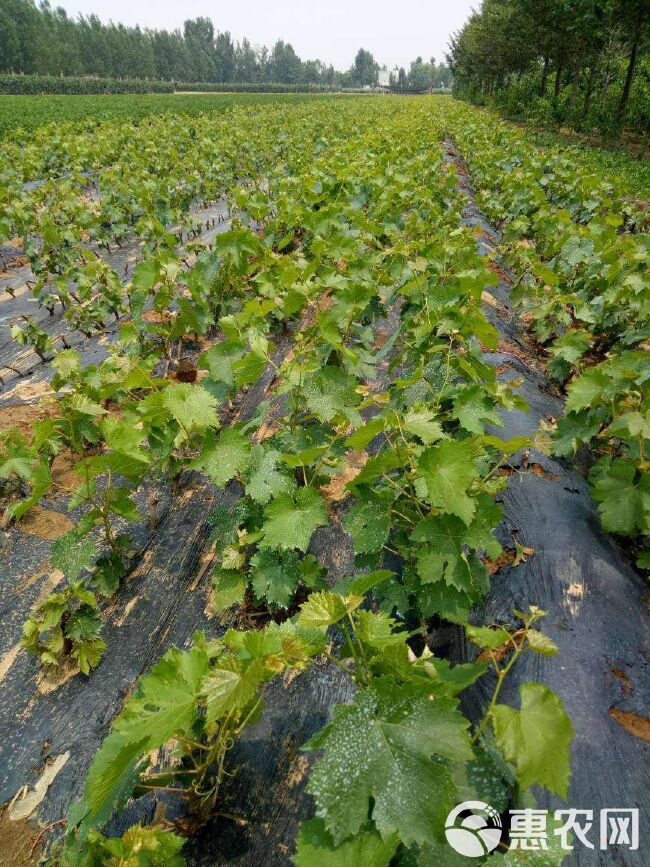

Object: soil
[19,505,74,541]
[50,451,80,493]
[0,401,58,440]
[0,809,41,867]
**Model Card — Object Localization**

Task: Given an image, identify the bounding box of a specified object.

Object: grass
[526,128,650,201]
[500,118,650,201]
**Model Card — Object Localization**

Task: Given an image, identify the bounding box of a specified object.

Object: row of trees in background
[0,0,384,86]
[447,0,649,137]
[389,56,451,90]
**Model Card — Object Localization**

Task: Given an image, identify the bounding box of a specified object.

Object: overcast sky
[57,0,476,69]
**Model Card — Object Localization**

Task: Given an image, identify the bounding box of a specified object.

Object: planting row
[444,102,649,559]
[1,99,571,866]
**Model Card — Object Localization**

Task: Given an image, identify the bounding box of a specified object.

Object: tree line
[389,56,451,90]
[0,0,380,86]
[447,0,649,136]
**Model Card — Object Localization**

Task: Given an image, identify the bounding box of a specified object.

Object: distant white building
[378,69,390,87]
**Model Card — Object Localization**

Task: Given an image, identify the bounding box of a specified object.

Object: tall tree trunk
[540,56,550,96]
[581,63,598,121]
[567,63,582,118]
[616,21,641,127]
[554,65,563,97]
[602,54,612,101]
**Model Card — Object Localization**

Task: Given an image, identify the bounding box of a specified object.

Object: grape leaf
[342,500,391,554]
[293,818,398,867]
[232,352,266,388]
[51,348,82,379]
[604,410,650,440]
[526,630,558,656]
[8,460,52,520]
[163,383,219,431]
[245,446,296,504]
[345,417,386,450]
[416,440,480,524]
[591,459,650,535]
[81,643,210,820]
[298,591,363,629]
[466,744,513,813]
[51,533,96,580]
[260,487,327,552]
[193,427,250,487]
[491,683,573,797]
[354,610,407,649]
[465,624,512,650]
[73,638,106,676]
[99,417,149,462]
[402,406,445,444]
[212,568,247,612]
[332,569,396,596]
[411,502,499,592]
[564,368,610,414]
[501,815,570,866]
[65,606,103,643]
[0,448,34,480]
[453,385,502,435]
[199,340,244,386]
[301,366,362,426]
[106,487,140,521]
[202,657,263,723]
[553,409,607,457]
[305,676,471,846]
[86,825,186,867]
[249,549,302,608]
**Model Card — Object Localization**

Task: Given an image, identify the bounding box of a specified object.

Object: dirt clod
[0,402,58,441]
[20,506,74,541]
[175,359,198,383]
[0,809,41,867]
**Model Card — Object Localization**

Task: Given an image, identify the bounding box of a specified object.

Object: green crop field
[0,95,647,866]
[0,91,357,139]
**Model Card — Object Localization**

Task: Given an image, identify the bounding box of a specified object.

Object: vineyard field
[0,91,354,139]
[0,95,648,867]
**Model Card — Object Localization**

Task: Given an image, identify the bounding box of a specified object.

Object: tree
[270,40,302,83]
[614,0,650,125]
[183,17,215,81]
[446,0,648,137]
[352,48,378,86]
[214,31,235,82]
[0,4,24,71]
[234,38,258,82]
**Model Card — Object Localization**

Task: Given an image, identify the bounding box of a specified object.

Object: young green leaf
[298,591,363,629]
[260,487,327,552]
[163,383,219,431]
[193,427,250,487]
[342,500,391,554]
[491,683,573,797]
[292,818,398,867]
[245,446,297,504]
[416,440,480,524]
